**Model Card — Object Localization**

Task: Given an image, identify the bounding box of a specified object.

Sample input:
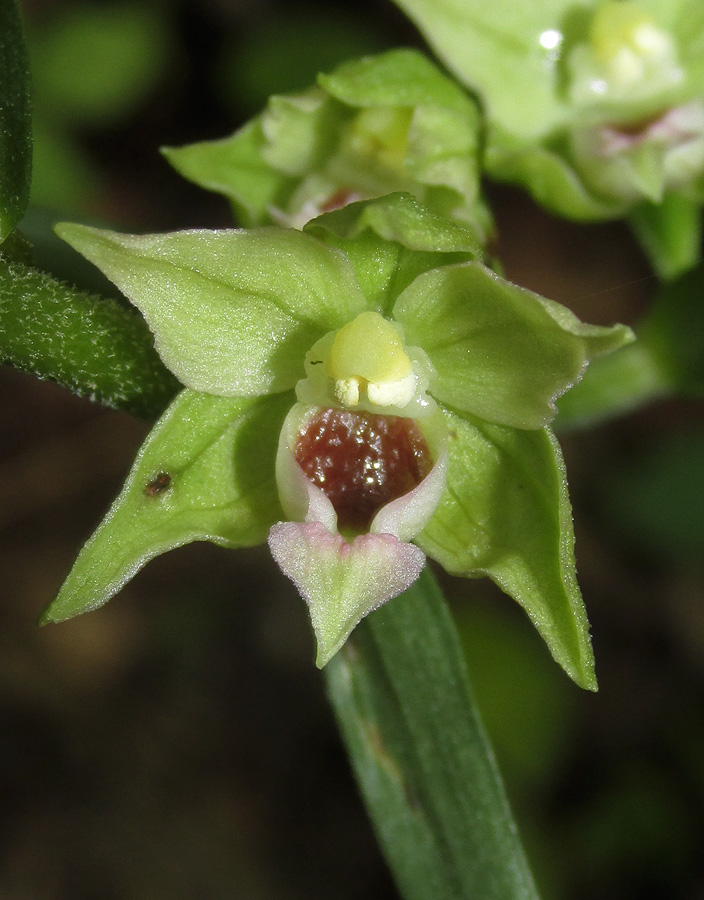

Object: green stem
[0,255,179,418]
[0,0,32,242]
[325,568,540,900]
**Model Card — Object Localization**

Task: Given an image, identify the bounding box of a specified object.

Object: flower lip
[295,407,434,532]
[275,401,448,541]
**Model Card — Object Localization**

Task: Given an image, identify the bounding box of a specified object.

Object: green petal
[416,407,596,690]
[389,0,573,139]
[320,51,491,239]
[305,193,481,314]
[393,260,634,429]
[55,223,367,396]
[261,88,346,176]
[42,389,291,624]
[162,120,293,227]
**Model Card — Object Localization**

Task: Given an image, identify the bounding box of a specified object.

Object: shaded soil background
[3,0,704,897]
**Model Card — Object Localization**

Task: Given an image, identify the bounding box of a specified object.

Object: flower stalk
[326,567,541,900]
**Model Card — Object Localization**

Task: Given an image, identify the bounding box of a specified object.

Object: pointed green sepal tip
[41,390,290,625]
[418,410,597,691]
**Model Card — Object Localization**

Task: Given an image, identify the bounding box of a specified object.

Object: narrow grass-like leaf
[325,568,540,900]
[0,255,178,418]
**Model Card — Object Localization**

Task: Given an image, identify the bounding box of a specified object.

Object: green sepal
[629,193,703,280]
[393,260,634,430]
[417,407,596,690]
[318,49,489,236]
[162,120,293,228]
[0,0,32,242]
[42,389,291,624]
[55,223,367,397]
[0,254,178,418]
[305,193,481,314]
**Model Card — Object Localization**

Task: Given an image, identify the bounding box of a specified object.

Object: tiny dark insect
[309,359,323,366]
[144,472,171,496]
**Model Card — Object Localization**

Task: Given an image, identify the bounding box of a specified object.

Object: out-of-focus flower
[163,49,491,242]
[391,0,704,277]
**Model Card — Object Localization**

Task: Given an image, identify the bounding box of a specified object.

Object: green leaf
[417,408,596,690]
[325,567,541,900]
[389,0,573,139]
[0,0,32,243]
[0,255,178,418]
[393,260,633,430]
[42,389,290,624]
[55,223,368,397]
[629,193,703,280]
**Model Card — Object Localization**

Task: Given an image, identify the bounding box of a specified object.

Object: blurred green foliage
[26,0,172,213]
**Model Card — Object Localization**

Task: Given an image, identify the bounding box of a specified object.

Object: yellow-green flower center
[328,311,415,408]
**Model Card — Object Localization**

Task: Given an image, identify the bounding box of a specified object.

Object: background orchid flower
[390,0,704,278]
[46,194,632,688]
[162,48,491,243]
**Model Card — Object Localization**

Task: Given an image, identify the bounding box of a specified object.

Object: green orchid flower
[391,0,704,278]
[46,194,632,688]
[162,48,491,244]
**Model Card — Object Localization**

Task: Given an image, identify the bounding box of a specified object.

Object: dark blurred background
[2,0,704,897]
